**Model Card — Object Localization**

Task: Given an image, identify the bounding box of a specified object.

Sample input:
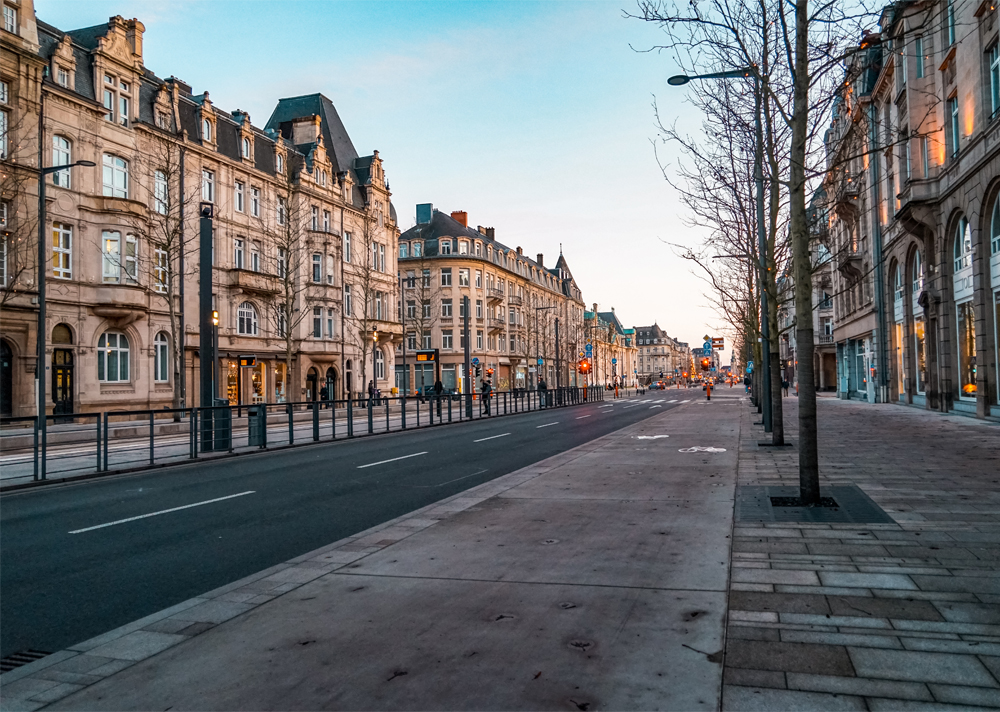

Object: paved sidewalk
[725,397,1000,711]
[1,394,744,711]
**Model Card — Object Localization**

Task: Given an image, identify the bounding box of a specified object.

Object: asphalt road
[0,389,699,658]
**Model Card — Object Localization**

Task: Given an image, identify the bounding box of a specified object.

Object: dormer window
[276,153,284,174]
[202,118,212,142]
[56,67,69,87]
[242,137,251,159]
[102,73,130,126]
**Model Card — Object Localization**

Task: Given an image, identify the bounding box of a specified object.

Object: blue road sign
[472,357,480,366]
[612,358,617,364]
[537,358,544,365]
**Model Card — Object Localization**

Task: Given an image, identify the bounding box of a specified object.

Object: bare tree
[402,235,439,395]
[1,109,39,308]
[344,210,382,400]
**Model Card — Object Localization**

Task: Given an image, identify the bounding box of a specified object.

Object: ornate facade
[1,3,400,416]
[395,207,586,393]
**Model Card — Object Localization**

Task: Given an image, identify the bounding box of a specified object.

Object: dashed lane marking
[69,491,256,534]
[536,422,559,428]
[357,451,428,469]
[473,433,510,443]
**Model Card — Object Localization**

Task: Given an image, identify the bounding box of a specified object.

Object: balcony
[229,269,282,295]
[817,334,834,344]
[487,317,506,333]
[486,287,505,303]
[836,251,863,280]
[508,294,523,306]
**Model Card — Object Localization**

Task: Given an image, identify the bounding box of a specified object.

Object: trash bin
[213,398,232,451]
[248,404,267,448]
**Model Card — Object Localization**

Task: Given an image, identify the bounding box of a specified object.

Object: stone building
[820,0,999,418]
[395,206,586,393]
[634,323,688,382]
[0,3,400,416]
[584,307,637,388]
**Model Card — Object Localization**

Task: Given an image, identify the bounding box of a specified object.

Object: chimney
[126,19,145,59]
[537,253,544,268]
[516,247,523,256]
[291,115,322,146]
[451,211,468,227]
[485,227,495,239]
[477,226,486,235]
[416,203,433,225]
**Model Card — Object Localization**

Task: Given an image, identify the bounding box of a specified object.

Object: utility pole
[463,295,471,417]
[199,203,215,450]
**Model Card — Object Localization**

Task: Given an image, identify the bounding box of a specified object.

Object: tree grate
[737,485,895,524]
[0,650,51,673]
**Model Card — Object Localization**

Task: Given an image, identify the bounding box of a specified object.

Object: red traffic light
[578,359,591,374]
[700,358,711,371]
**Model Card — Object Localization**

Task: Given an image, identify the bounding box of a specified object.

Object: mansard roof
[265,93,360,177]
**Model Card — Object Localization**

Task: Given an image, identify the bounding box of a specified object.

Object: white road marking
[357,451,428,469]
[598,405,614,409]
[668,399,678,403]
[536,422,559,428]
[69,491,256,534]
[650,405,662,409]
[575,415,592,420]
[680,400,691,403]
[474,433,510,443]
[634,435,669,440]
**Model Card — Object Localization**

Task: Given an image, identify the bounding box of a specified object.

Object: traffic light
[659,371,663,378]
[578,359,591,374]
[475,365,482,377]
[211,310,219,326]
[486,367,494,377]
[700,358,711,371]
[682,372,688,378]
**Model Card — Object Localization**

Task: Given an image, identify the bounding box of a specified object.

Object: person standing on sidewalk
[367,380,375,406]
[782,378,789,397]
[538,377,548,408]
[434,378,444,417]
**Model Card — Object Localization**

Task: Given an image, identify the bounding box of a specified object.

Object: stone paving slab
[724,397,1000,711]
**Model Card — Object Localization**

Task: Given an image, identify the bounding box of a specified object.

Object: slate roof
[399,210,582,301]
[265,94,359,177]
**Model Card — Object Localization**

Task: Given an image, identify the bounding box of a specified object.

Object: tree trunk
[791,0,819,504]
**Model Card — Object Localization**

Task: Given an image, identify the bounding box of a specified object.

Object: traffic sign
[612,358,617,364]
[703,341,712,352]
[472,357,480,366]
[578,351,585,358]
[536,358,544,365]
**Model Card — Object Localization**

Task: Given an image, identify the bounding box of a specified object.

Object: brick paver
[725,396,1000,710]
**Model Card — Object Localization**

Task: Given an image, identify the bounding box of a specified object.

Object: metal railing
[0,386,604,486]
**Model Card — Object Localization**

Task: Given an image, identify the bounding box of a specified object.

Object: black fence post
[368,399,374,434]
[95,412,102,473]
[149,411,155,466]
[347,400,354,437]
[103,414,110,472]
[401,396,407,430]
[385,399,390,432]
[312,401,320,441]
[288,403,295,445]
[331,399,337,440]
[190,409,198,459]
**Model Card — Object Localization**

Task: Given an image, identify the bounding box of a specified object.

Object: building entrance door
[52,349,74,417]
[0,340,12,417]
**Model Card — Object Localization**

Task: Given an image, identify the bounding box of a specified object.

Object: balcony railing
[229,269,281,295]
[817,334,834,344]
[486,287,504,302]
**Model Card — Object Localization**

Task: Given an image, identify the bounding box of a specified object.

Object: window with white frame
[312,253,322,282]
[440,239,452,255]
[101,231,137,284]
[52,223,71,279]
[990,43,1000,119]
[954,217,971,271]
[991,193,1000,255]
[154,170,168,214]
[102,154,128,198]
[344,232,352,262]
[441,268,452,286]
[275,153,284,174]
[234,181,245,213]
[202,169,215,202]
[0,104,7,159]
[459,268,470,287]
[459,240,468,254]
[323,210,330,232]
[98,332,130,382]
[154,245,168,292]
[202,118,212,142]
[277,196,286,225]
[313,306,322,338]
[475,270,482,288]
[237,301,259,335]
[442,330,453,349]
[946,0,955,46]
[915,36,924,78]
[276,306,287,338]
[442,299,452,318]
[326,308,335,338]
[412,241,422,258]
[154,332,169,382]
[311,206,318,231]
[370,241,377,268]
[948,96,959,158]
[250,187,260,217]
[242,137,251,159]
[249,241,260,272]
[3,4,16,33]
[344,284,353,315]
[399,242,409,259]
[422,332,431,349]
[234,238,245,269]
[912,250,923,296]
[52,136,71,188]
[376,349,385,379]
[277,247,287,278]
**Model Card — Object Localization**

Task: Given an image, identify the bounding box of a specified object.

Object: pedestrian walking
[367,380,375,406]
[434,378,444,417]
[538,377,548,407]
[782,379,790,397]
[744,375,751,394]
[319,385,329,409]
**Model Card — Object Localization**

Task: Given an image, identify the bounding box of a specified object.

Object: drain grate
[770,496,839,508]
[0,649,51,673]
[737,485,895,524]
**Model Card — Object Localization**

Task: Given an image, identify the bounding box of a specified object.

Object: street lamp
[35,159,95,479]
[668,67,773,432]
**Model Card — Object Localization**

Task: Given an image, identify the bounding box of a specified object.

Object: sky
[38,0,725,349]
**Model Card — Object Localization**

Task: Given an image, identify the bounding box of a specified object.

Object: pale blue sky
[39,0,722,349]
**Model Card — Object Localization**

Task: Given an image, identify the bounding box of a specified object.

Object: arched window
[991,193,1000,255]
[52,136,71,188]
[911,250,923,295]
[953,216,971,271]
[375,349,385,380]
[202,118,212,142]
[893,263,903,302]
[52,324,73,344]
[237,302,258,335]
[275,153,284,174]
[98,332,130,382]
[153,332,169,382]
[242,137,251,159]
